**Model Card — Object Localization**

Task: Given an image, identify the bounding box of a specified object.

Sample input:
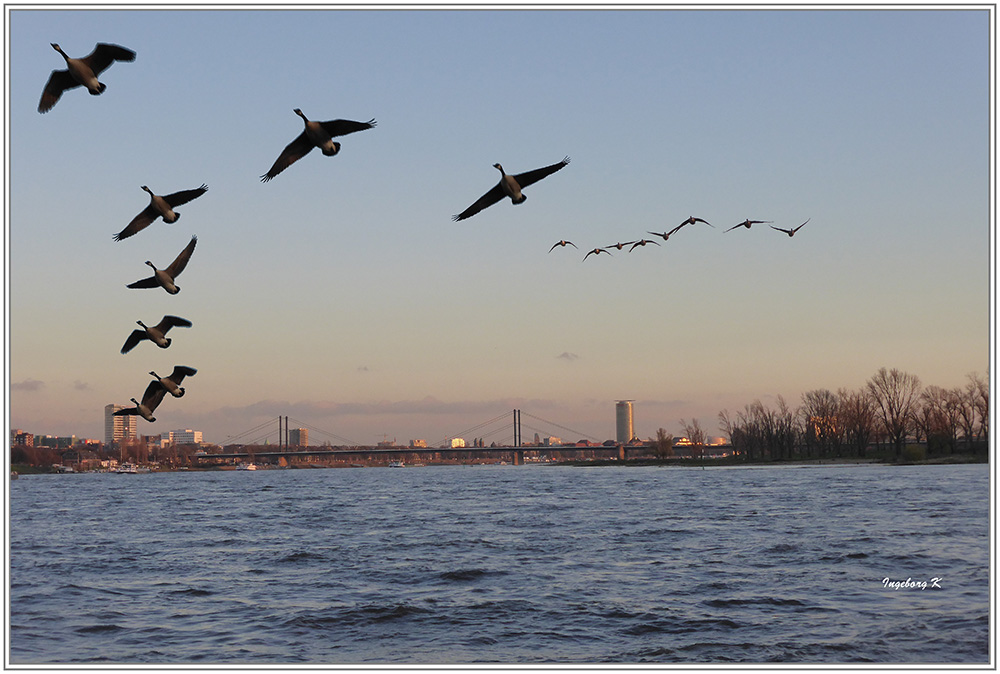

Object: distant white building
[410,439,427,448]
[448,438,466,448]
[162,429,203,445]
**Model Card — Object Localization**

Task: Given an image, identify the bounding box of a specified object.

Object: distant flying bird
[606,241,636,251]
[113,380,167,423]
[676,216,714,230]
[149,365,197,398]
[114,184,208,241]
[771,218,810,237]
[260,109,377,182]
[126,235,197,294]
[628,239,661,252]
[38,42,135,113]
[121,315,192,354]
[583,247,612,261]
[725,219,773,233]
[548,240,578,253]
[647,226,683,242]
[452,157,570,221]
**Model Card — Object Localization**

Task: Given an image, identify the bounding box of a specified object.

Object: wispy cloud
[73,380,90,391]
[557,352,579,362]
[12,379,44,392]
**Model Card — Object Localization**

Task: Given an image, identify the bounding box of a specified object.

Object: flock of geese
[558,215,811,261]
[39,40,810,426]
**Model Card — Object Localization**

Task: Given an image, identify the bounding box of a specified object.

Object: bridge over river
[198,443,651,468]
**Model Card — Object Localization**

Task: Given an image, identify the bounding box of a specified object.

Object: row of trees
[692,368,987,462]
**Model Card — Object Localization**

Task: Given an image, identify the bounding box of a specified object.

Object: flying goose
[725,219,773,233]
[452,157,570,221]
[606,241,636,251]
[38,42,136,113]
[126,235,197,294]
[628,239,661,252]
[548,240,578,253]
[113,380,167,423]
[260,109,377,182]
[771,218,810,237]
[149,365,197,398]
[583,247,612,261]
[676,216,714,230]
[121,315,192,354]
[114,184,208,241]
[647,225,684,242]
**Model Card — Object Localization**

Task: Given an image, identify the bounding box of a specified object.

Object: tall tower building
[289,428,308,447]
[104,404,137,446]
[615,400,634,444]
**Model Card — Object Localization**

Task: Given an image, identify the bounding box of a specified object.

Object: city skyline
[8,6,993,448]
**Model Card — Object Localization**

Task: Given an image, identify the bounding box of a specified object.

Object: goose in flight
[126,235,197,294]
[771,218,810,237]
[628,239,661,252]
[548,240,578,253]
[648,225,684,242]
[606,241,636,251]
[260,109,376,182]
[583,247,612,261]
[114,184,208,241]
[38,42,135,113]
[121,315,192,354]
[452,157,570,221]
[113,380,167,423]
[725,219,773,233]
[676,216,714,230]
[149,365,197,398]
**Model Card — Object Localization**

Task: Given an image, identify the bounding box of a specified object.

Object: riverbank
[563,452,988,468]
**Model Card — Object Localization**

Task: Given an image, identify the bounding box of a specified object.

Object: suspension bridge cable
[225,418,279,445]
[520,411,600,441]
[432,411,513,448]
[286,417,361,446]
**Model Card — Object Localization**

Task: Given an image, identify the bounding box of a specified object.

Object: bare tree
[652,427,674,458]
[837,387,876,458]
[967,371,989,445]
[800,389,842,458]
[866,367,922,459]
[918,385,960,454]
[680,418,706,459]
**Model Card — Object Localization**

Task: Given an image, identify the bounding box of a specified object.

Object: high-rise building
[615,400,634,444]
[289,428,308,446]
[105,404,137,446]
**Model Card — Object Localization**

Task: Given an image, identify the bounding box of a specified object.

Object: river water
[7,462,991,665]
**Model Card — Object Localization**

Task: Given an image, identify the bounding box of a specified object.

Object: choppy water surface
[9,463,990,664]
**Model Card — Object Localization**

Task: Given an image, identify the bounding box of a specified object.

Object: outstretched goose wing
[163,184,207,208]
[115,205,159,241]
[38,70,78,113]
[82,43,136,75]
[165,236,198,277]
[453,184,505,221]
[121,329,146,354]
[169,365,198,385]
[141,380,167,412]
[319,118,377,137]
[157,315,193,334]
[126,275,160,289]
[261,132,314,182]
[511,156,570,190]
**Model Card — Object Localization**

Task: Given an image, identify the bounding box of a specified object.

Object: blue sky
[6,6,993,446]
